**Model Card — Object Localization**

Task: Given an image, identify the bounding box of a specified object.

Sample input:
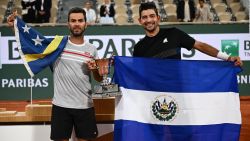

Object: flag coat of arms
[14,17,68,77]
[113,56,242,141]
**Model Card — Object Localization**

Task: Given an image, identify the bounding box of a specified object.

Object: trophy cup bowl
[95,58,110,86]
[94,58,120,97]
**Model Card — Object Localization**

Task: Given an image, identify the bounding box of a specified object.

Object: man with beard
[7,7,102,141]
[133,2,242,67]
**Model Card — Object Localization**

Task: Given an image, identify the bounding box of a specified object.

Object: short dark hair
[139,2,159,18]
[68,7,87,22]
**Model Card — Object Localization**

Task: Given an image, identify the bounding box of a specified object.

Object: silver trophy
[94,58,120,97]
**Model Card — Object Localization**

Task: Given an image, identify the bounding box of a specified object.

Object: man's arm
[193,41,219,57]
[193,40,243,66]
[7,11,17,28]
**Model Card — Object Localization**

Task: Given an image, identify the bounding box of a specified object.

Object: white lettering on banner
[237,75,250,84]
[1,78,49,88]
[2,79,8,87]
[16,79,23,87]
[1,34,250,64]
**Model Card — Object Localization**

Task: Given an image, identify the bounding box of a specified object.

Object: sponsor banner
[0,36,138,64]
[182,34,250,60]
[0,36,22,64]
[0,34,250,100]
[1,34,250,64]
[0,65,53,100]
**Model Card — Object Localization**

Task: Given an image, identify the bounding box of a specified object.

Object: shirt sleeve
[175,28,195,50]
[133,42,140,57]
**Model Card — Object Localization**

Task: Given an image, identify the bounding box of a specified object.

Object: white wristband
[217,51,230,61]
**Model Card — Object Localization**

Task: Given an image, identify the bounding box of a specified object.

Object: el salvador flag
[14,17,68,77]
[113,56,242,141]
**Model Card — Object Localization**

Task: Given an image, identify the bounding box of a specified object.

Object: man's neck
[69,36,84,44]
[146,27,160,37]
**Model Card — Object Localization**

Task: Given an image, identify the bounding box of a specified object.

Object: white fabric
[83,8,97,23]
[99,16,114,24]
[115,87,241,125]
[217,51,230,60]
[41,0,44,11]
[195,4,212,22]
[184,0,191,22]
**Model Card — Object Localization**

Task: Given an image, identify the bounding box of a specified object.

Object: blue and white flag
[14,17,68,77]
[113,56,242,141]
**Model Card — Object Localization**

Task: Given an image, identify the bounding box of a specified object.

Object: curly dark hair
[139,2,159,18]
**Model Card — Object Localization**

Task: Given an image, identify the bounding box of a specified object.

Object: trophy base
[93,84,121,98]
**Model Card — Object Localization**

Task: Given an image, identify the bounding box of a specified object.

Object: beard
[145,27,156,33]
[70,27,85,37]
[144,22,158,33]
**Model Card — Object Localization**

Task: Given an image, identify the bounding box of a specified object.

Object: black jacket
[100,4,115,17]
[35,0,52,17]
